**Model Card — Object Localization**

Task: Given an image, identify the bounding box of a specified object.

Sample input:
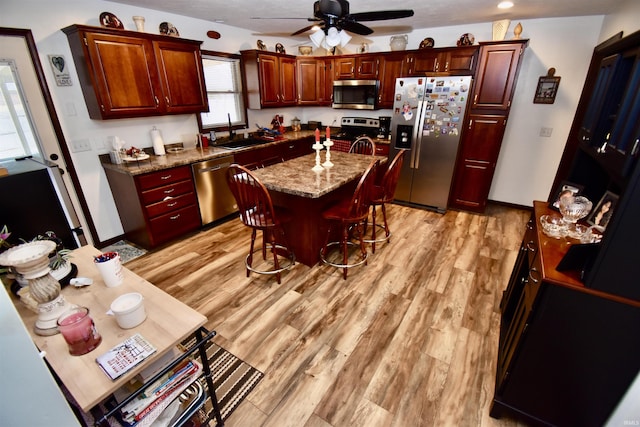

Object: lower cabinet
[449,114,506,212]
[491,201,640,427]
[234,137,314,169]
[105,165,200,249]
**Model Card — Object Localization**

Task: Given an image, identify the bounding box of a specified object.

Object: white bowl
[110,292,146,329]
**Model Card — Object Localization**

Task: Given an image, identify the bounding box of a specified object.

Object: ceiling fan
[290,0,414,36]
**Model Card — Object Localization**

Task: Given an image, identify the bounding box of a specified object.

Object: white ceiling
[109,0,620,38]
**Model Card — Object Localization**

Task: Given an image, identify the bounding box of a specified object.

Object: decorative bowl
[540,214,564,239]
[559,195,592,224]
[298,46,313,55]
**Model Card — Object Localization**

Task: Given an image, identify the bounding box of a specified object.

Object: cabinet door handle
[154,96,159,106]
[468,119,473,129]
[170,214,181,220]
[165,96,170,106]
[163,188,175,195]
[167,201,178,207]
[160,174,172,180]
[445,61,449,71]
[528,267,541,284]
[473,94,478,104]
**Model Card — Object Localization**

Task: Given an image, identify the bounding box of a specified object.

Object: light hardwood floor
[126,202,531,427]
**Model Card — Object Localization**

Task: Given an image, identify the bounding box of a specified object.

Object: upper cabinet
[334,55,379,79]
[62,25,208,120]
[404,47,478,76]
[471,41,527,110]
[297,57,333,106]
[377,53,405,109]
[241,50,298,109]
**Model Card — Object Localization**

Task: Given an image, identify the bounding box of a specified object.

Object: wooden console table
[14,245,222,425]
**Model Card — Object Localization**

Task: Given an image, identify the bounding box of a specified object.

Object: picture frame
[549,180,584,210]
[534,68,561,104]
[587,191,619,231]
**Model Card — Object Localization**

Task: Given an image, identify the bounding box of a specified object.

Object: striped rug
[182,339,264,425]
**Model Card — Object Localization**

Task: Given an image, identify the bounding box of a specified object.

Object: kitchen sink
[214,138,269,150]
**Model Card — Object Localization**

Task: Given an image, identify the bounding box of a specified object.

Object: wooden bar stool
[349,136,376,155]
[364,149,407,253]
[226,164,295,283]
[320,159,379,279]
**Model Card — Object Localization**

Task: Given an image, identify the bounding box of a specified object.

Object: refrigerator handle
[412,100,428,169]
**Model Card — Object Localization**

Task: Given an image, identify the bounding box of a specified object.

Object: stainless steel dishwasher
[192,156,237,225]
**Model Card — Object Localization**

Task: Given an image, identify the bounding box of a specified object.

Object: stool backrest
[349,137,375,155]
[379,149,407,202]
[347,159,380,221]
[226,164,277,228]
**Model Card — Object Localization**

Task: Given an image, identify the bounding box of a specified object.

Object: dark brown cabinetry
[449,40,528,212]
[104,165,200,249]
[297,57,333,106]
[334,55,379,79]
[491,202,640,427]
[241,50,298,109]
[404,47,478,76]
[377,53,405,109]
[234,138,314,169]
[62,25,207,120]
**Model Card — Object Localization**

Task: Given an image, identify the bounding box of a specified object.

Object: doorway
[0,28,96,246]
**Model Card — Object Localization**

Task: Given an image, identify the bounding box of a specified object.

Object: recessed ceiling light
[214,19,225,23]
[498,1,514,9]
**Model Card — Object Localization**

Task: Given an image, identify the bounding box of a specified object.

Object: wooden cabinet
[491,202,640,426]
[449,114,507,211]
[470,42,526,110]
[334,55,379,79]
[234,139,314,169]
[404,47,478,76]
[377,53,405,109]
[297,57,333,106]
[241,50,298,109]
[449,40,528,213]
[104,165,200,249]
[62,25,207,120]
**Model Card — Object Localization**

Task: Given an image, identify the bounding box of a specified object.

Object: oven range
[332,117,380,152]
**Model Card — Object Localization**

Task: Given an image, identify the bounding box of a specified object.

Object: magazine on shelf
[96,334,157,380]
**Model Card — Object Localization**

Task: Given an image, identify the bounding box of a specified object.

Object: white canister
[150,126,166,156]
[110,292,146,329]
[390,35,408,51]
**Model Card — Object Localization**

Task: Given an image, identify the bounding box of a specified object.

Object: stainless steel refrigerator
[389,75,472,212]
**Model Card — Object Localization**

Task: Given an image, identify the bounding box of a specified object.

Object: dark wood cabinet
[449,114,507,211]
[62,25,207,120]
[297,57,333,106]
[104,165,200,249]
[404,47,478,76]
[377,53,405,108]
[234,138,314,170]
[241,50,298,109]
[449,40,528,213]
[491,202,640,427]
[334,55,379,79]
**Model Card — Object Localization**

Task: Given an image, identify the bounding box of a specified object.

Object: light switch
[70,139,92,153]
[540,127,553,137]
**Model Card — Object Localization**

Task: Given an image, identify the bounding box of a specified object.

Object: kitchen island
[252,151,386,266]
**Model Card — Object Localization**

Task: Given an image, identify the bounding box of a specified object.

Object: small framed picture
[549,181,584,210]
[587,191,618,231]
[534,68,561,104]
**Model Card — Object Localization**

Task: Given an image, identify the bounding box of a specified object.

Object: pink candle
[315,128,320,142]
[326,126,331,141]
[57,306,102,356]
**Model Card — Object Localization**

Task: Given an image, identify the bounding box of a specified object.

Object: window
[0,60,42,161]
[198,51,247,132]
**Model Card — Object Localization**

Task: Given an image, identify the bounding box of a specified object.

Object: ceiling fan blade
[340,20,373,36]
[350,10,414,22]
[291,24,322,36]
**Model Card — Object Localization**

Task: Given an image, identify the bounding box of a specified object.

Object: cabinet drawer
[144,192,197,218]
[149,205,201,243]
[375,144,390,156]
[137,166,192,190]
[141,180,194,205]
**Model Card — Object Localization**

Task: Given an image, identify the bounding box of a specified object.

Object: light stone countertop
[251,151,386,199]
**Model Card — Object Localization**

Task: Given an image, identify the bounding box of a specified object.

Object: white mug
[94,252,124,288]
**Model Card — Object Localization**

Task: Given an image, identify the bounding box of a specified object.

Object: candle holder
[312,142,324,172]
[323,139,334,168]
[0,241,71,335]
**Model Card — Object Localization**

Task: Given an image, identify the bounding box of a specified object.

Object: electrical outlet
[539,127,553,137]
[70,139,92,153]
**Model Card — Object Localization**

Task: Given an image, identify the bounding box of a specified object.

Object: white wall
[0,0,625,244]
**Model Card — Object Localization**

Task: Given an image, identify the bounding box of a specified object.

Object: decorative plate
[419,37,435,49]
[100,12,124,29]
[159,22,180,37]
[457,33,475,46]
[275,43,286,54]
[122,153,150,162]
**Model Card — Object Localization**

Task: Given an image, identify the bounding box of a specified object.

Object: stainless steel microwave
[332,80,378,110]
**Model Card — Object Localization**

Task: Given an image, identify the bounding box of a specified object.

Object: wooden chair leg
[248,229,257,277]
[371,205,377,253]
[381,203,390,241]
[267,229,281,284]
[356,222,367,266]
[342,224,349,280]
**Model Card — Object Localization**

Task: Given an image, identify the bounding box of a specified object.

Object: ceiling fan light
[338,30,352,47]
[309,28,325,48]
[325,26,341,47]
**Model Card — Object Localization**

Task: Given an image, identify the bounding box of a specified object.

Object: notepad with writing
[96,334,157,380]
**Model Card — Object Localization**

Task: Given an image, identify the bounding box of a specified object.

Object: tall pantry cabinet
[449,40,528,212]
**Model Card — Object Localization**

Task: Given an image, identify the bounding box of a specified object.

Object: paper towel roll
[150,126,165,155]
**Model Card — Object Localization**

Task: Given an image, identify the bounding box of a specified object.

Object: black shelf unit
[96,327,224,427]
